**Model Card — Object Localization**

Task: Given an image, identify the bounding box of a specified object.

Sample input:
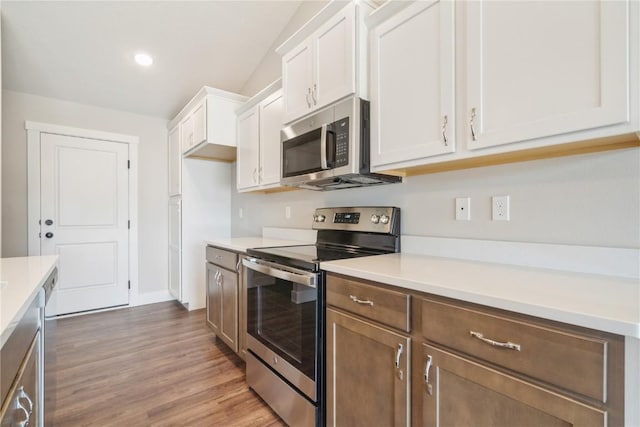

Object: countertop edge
[321,258,640,339]
[1,257,59,348]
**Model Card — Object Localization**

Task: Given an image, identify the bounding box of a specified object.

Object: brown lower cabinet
[326,308,410,427]
[326,273,624,427]
[206,262,238,353]
[420,343,606,426]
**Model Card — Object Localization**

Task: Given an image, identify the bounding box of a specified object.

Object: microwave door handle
[242,258,317,288]
[320,124,328,170]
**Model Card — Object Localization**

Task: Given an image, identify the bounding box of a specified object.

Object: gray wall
[231,149,640,248]
[2,90,169,295]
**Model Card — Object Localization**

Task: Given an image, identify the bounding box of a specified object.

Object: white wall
[2,90,169,295]
[240,0,330,97]
[231,148,640,249]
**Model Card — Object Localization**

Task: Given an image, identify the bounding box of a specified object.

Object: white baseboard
[402,235,639,279]
[134,290,175,306]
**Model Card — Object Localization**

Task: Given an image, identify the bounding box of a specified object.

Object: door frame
[25,121,140,306]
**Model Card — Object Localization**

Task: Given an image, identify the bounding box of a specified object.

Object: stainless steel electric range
[242,206,401,426]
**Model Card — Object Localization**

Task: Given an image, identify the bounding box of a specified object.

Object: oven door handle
[242,258,317,288]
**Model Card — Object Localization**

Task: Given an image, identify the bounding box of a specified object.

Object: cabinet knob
[45,219,54,226]
[45,232,54,239]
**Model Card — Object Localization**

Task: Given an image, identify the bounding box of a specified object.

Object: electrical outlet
[492,195,510,221]
[455,197,471,221]
[285,206,291,219]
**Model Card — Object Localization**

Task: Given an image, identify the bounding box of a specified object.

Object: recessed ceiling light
[134,52,153,67]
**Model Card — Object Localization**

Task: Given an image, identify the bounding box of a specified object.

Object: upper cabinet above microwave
[276,1,377,125]
[169,87,247,162]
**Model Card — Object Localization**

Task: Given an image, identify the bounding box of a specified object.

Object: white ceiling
[1,1,303,119]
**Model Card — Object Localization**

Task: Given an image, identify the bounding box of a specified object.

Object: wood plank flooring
[51,301,285,426]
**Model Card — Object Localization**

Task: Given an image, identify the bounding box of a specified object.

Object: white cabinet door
[180,114,194,152]
[259,90,284,187]
[191,99,207,147]
[466,0,629,150]
[314,3,355,110]
[370,0,455,170]
[168,198,182,302]
[282,40,313,124]
[236,107,260,191]
[168,125,181,196]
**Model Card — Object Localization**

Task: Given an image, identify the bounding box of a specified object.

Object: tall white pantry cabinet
[168,87,247,310]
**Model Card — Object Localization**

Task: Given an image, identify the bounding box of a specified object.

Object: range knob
[316,214,326,223]
[380,215,390,224]
[370,214,380,224]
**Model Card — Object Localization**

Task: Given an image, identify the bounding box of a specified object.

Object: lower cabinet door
[218,266,238,352]
[421,343,606,427]
[326,308,410,427]
[206,263,220,335]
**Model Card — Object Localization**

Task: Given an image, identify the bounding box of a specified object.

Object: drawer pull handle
[424,355,433,395]
[470,330,521,351]
[349,295,374,306]
[395,343,404,369]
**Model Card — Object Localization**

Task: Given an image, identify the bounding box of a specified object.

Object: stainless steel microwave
[280,96,401,191]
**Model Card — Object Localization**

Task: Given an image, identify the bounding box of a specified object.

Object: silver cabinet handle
[236,258,241,273]
[306,88,312,108]
[312,84,317,105]
[442,115,448,145]
[252,168,258,183]
[349,295,373,306]
[470,108,477,141]
[16,386,33,427]
[424,355,433,395]
[395,343,404,369]
[470,330,521,351]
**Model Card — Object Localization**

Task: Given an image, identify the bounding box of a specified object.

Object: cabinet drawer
[206,246,238,271]
[327,276,410,332]
[421,298,608,402]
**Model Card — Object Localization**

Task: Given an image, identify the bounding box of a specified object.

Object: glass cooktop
[246,244,383,272]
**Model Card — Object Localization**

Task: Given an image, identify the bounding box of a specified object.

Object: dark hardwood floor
[51,301,285,426]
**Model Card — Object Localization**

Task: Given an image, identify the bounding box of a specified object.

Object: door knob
[45,219,54,226]
[45,232,54,239]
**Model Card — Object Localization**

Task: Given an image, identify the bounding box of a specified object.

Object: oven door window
[247,268,317,381]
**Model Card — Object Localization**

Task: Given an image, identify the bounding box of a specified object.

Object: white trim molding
[26,121,140,307]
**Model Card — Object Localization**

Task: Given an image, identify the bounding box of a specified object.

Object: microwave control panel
[333,117,349,167]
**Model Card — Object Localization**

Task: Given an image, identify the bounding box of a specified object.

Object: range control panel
[312,207,400,234]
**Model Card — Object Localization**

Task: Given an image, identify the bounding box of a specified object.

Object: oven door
[243,257,321,401]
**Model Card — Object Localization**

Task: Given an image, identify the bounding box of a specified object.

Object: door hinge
[128,280,131,290]
[127,160,130,169]
[128,220,130,229]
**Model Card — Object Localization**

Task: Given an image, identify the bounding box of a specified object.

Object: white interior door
[41,133,130,315]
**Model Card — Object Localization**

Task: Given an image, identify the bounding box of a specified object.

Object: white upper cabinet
[259,91,284,187]
[279,1,373,124]
[236,107,260,191]
[465,0,630,150]
[370,0,455,170]
[314,4,355,110]
[236,82,284,192]
[168,124,181,196]
[282,41,314,124]
[169,87,247,161]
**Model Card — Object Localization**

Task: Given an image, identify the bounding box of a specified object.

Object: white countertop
[206,237,314,253]
[321,253,640,338]
[0,256,58,348]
